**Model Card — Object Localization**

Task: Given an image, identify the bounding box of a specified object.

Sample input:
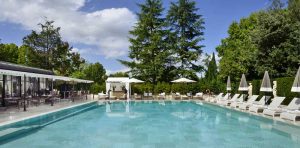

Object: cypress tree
[205,53,218,81]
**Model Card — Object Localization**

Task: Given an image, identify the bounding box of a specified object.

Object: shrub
[89,83,105,94]
[276,77,298,105]
[154,82,171,94]
[251,79,261,95]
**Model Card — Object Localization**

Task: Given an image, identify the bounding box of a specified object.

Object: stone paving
[0,98,96,125]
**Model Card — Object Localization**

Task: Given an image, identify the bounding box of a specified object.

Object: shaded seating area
[0,61,93,111]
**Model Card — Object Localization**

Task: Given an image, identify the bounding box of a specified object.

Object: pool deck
[0,99,97,126]
[199,96,300,127]
[1,95,300,128]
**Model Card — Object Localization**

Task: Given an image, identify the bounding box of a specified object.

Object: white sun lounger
[219,94,240,106]
[238,95,259,110]
[264,97,300,117]
[280,110,300,122]
[215,93,231,104]
[279,98,300,121]
[230,95,245,108]
[249,96,285,113]
[208,93,224,102]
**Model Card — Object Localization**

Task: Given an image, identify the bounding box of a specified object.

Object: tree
[84,62,106,84]
[23,19,62,70]
[288,0,300,21]
[17,45,28,64]
[0,43,19,63]
[109,72,129,77]
[23,19,85,76]
[120,0,170,84]
[268,0,285,11]
[167,0,205,78]
[216,14,259,82]
[205,53,218,81]
[217,0,300,81]
[254,6,299,77]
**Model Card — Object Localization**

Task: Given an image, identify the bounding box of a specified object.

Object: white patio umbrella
[238,74,248,101]
[171,78,196,95]
[124,78,144,83]
[291,66,300,93]
[171,78,196,83]
[260,71,272,104]
[238,74,248,91]
[260,71,272,92]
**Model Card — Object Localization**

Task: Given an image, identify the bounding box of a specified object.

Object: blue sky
[0,0,274,74]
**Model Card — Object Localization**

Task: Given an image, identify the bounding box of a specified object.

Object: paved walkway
[0,99,96,125]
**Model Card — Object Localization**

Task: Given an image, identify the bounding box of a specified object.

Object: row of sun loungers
[211,93,300,122]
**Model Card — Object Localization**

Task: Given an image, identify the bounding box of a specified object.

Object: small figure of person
[124,88,128,100]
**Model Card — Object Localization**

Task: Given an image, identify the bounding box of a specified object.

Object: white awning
[106,77,129,83]
[0,69,93,83]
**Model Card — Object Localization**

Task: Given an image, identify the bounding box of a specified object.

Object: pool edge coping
[200,100,300,127]
[0,100,98,127]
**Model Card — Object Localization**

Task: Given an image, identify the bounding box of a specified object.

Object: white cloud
[0,0,136,58]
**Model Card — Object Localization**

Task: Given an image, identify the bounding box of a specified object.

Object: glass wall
[4,76,22,98]
[0,74,3,100]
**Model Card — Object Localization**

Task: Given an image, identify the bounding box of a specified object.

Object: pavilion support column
[23,75,27,111]
[2,75,6,107]
[18,76,21,97]
[86,83,88,100]
[37,78,40,97]
[11,76,12,97]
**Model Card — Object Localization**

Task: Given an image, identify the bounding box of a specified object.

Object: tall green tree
[217,0,300,81]
[23,20,85,76]
[205,53,218,81]
[0,43,19,63]
[254,4,299,77]
[17,45,28,64]
[84,62,106,84]
[109,72,129,77]
[120,0,170,84]
[216,14,259,82]
[167,0,205,78]
[23,20,62,70]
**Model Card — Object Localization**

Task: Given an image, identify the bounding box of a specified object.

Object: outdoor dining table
[5,97,23,108]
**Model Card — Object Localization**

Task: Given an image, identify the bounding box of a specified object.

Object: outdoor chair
[193,92,203,100]
[263,97,300,118]
[238,95,259,110]
[173,92,181,100]
[218,94,240,106]
[157,92,166,100]
[204,93,221,102]
[249,96,284,113]
[230,94,248,108]
[214,93,230,104]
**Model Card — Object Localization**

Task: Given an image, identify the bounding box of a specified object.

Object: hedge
[250,77,298,105]
[130,79,225,95]
[276,77,298,105]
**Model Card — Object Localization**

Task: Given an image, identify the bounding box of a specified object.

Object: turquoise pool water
[1,101,300,147]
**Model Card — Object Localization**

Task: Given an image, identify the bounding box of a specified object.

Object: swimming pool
[1,101,300,147]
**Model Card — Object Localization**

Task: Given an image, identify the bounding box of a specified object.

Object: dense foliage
[121,0,205,82]
[216,0,300,83]
[167,0,205,78]
[119,0,171,84]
